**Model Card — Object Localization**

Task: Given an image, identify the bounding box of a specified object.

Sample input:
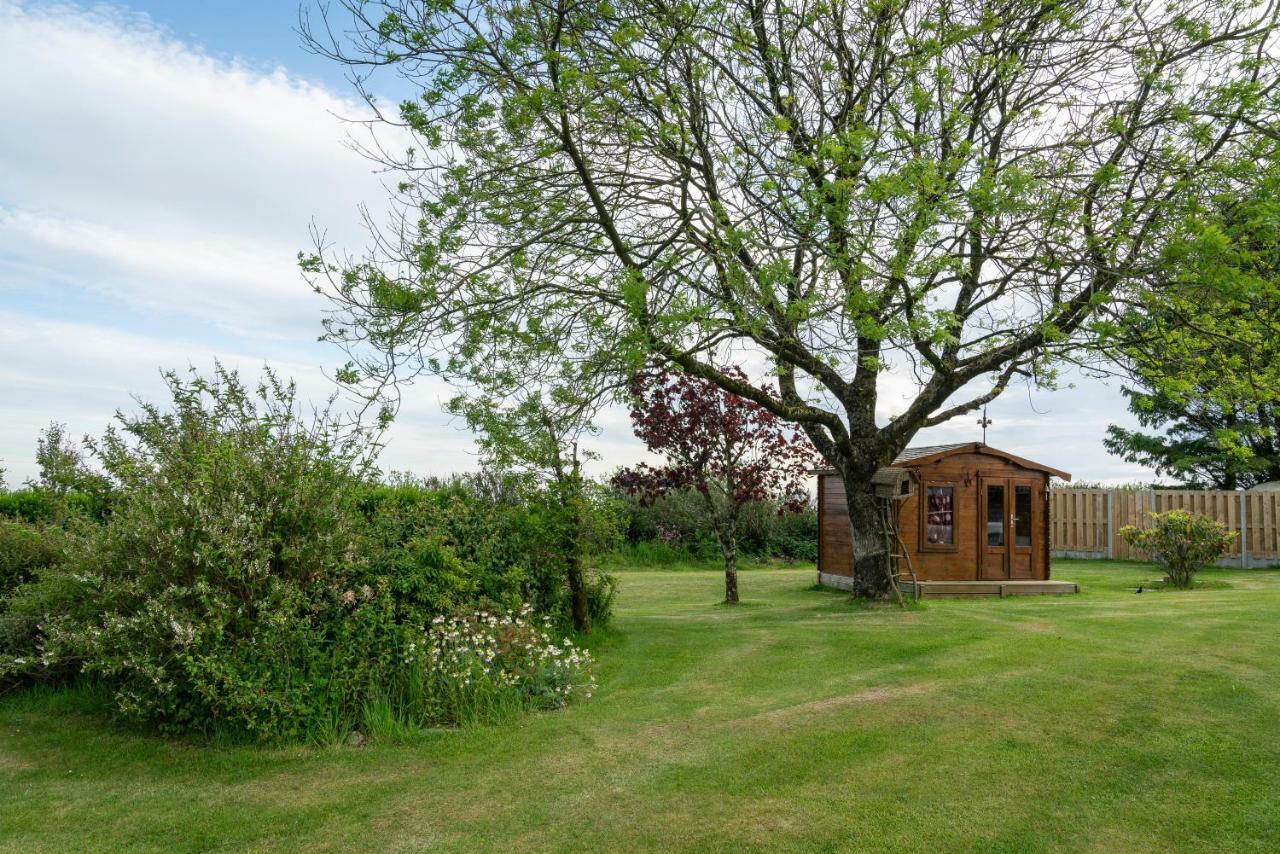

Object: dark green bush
[614,487,816,564]
[0,488,110,524]
[0,518,76,683]
[355,476,622,629]
[356,480,525,613]
[0,613,38,661]
[0,518,67,602]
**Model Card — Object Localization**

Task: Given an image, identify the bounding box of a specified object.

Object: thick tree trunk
[842,477,894,599]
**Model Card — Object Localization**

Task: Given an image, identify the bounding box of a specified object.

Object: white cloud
[0,0,393,335]
[0,1,454,481]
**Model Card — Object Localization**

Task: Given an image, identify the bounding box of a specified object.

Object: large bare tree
[303,0,1280,595]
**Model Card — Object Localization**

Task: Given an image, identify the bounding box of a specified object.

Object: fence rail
[1050,488,1280,567]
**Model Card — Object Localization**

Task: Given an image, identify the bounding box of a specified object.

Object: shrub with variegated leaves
[1120,509,1237,589]
[1,365,600,742]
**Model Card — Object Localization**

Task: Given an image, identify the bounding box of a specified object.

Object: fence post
[1240,490,1249,569]
[1106,489,1115,560]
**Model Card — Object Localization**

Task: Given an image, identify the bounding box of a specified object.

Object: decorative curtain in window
[926,486,954,545]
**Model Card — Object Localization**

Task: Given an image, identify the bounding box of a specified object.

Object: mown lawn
[3,560,1280,852]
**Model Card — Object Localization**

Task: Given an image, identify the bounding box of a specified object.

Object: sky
[0,0,1160,487]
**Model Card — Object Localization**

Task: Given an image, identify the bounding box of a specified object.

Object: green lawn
[3,560,1280,852]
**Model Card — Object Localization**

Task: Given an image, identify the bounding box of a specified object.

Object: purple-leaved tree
[614,370,819,604]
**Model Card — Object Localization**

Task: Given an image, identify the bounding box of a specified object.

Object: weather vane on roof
[977,406,992,444]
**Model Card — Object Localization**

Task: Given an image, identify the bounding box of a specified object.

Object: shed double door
[978,477,1041,579]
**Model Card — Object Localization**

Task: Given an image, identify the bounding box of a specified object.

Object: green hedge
[613,487,817,563]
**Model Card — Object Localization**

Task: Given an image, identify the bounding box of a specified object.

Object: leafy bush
[33,422,114,503]
[0,518,68,601]
[0,368,381,737]
[583,570,618,629]
[1120,509,1237,588]
[0,488,107,525]
[356,481,524,615]
[2,367,604,740]
[0,424,114,525]
[739,501,819,562]
[1,516,89,685]
[356,476,622,629]
[0,489,60,524]
[0,613,38,666]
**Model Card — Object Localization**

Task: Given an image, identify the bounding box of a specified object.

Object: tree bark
[551,449,591,633]
[566,548,590,632]
[720,528,740,604]
[842,476,894,599]
[703,489,742,605]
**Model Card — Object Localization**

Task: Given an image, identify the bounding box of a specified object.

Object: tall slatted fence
[1050,488,1280,567]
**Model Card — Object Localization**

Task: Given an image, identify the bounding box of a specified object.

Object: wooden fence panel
[1110,490,1151,561]
[1050,489,1108,554]
[1248,491,1280,560]
[1052,487,1280,566]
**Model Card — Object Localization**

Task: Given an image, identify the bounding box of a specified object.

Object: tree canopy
[1105,152,1280,489]
[303,0,1280,591]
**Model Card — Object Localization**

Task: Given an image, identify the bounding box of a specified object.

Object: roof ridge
[892,442,978,464]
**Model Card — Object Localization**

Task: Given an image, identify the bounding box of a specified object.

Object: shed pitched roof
[891,443,974,464]
[816,443,1071,481]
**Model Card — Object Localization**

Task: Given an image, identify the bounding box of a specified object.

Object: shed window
[925,486,955,546]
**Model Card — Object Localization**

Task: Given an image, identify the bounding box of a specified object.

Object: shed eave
[812,443,1071,481]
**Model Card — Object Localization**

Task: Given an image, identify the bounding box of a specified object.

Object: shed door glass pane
[1014,485,1032,547]
[926,486,954,546]
[987,484,1005,546]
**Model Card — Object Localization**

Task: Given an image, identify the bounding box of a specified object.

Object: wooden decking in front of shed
[817,443,1077,596]
[900,579,1080,599]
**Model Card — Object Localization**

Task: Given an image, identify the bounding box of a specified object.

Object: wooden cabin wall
[818,452,1052,585]
[817,473,853,581]
[896,453,1050,581]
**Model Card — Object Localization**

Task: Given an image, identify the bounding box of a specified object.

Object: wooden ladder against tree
[892,532,920,603]
[878,500,917,605]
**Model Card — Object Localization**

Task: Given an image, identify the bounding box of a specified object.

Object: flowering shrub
[1120,509,1237,588]
[1,366,601,742]
[417,605,594,723]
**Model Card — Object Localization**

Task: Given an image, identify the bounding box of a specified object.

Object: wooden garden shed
[817,443,1078,597]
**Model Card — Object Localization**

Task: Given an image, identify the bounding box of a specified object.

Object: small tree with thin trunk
[613,370,818,604]
[451,388,603,632]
